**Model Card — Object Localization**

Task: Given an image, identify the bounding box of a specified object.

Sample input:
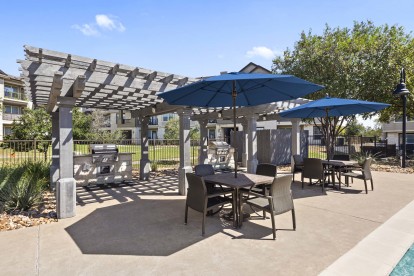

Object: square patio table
[203,172,274,228]
[322,160,359,190]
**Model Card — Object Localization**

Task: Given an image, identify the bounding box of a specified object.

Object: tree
[87,109,123,143]
[10,107,51,140]
[363,127,382,138]
[343,119,365,136]
[9,107,51,160]
[163,118,179,140]
[163,118,200,140]
[73,108,93,140]
[273,21,414,157]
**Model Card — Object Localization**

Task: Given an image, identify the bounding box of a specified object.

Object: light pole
[393,68,410,168]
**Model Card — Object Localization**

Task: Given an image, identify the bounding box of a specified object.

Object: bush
[0,161,50,212]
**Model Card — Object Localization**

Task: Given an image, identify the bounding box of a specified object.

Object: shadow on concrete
[76,173,179,206]
[291,180,327,199]
[65,199,273,256]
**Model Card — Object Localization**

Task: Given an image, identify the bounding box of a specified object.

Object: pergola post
[247,115,258,173]
[56,96,77,219]
[241,119,248,167]
[291,119,301,170]
[178,110,192,195]
[198,119,208,164]
[50,111,60,190]
[139,116,151,180]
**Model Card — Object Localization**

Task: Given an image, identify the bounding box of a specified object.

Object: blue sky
[5,0,413,128]
[2,0,414,79]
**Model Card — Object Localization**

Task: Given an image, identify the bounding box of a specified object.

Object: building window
[4,85,25,100]
[103,114,111,127]
[163,114,175,121]
[313,126,322,140]
[399,133,414,145]
[4,127,12,137]
[149,116,158,125]
[208,129,216,139]
[148,130,157,139]
[4,105,23,114]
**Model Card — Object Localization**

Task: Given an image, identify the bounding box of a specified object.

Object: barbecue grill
[90,144,119,163]
[208,141,235,169]
[73,144,133,186]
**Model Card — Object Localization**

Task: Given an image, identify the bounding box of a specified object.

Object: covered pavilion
[19,45,309,218]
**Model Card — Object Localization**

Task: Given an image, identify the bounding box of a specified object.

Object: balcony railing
[3,113,22,121]
[149,118,159,125]
[4,92,27,101]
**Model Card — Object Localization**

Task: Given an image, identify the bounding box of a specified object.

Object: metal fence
[306,135,396,159]
[0,136,399,169]
[0,139,200,170]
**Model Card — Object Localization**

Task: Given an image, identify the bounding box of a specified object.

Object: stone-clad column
[139,116,151,180]
[56,96,77,219]
[291,119,301,171]
[247,115,259,173]
[241,119,248,167]
[178,110,192,195]
[198,119,208,164]
[50,111,60,190]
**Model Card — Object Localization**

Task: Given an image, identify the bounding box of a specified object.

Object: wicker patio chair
[194,164,233,216]
[301,158,328,192]
[342,158,373,194]
[292,155,304,182]
[185,173,233,236]
[240,174,296,240]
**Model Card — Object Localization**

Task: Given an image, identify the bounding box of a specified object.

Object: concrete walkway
[0,171,413,275]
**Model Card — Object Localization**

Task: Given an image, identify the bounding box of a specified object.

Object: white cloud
[245,46,277,60]
[72,24,100,37]
[73,14,125,36]
[96,14,125,32]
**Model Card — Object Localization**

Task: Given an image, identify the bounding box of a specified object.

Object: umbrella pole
[233,80,238,178]
[325,109,330,161]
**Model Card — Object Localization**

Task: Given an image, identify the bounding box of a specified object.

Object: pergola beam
[47,71,63,112]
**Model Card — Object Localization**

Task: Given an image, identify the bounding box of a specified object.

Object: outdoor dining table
[203,172,274,228]
[322,160,359,190]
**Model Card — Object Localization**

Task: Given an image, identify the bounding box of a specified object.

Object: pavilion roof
[18,45,310,119]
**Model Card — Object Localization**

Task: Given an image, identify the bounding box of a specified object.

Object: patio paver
[0,171,412,275]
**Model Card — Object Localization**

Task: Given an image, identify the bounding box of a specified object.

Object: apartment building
[382,118,414,154]
[0,69,31,140]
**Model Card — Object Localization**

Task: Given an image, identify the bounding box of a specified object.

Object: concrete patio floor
[0,171,413,275]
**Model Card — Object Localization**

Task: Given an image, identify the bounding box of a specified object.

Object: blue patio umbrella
[279,95,390,159]
[159,72,324,177]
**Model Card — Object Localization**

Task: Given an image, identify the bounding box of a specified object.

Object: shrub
[151,162,158,172]
[0,161,50,212]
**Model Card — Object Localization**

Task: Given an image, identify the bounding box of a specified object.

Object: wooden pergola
[19,45,308,218]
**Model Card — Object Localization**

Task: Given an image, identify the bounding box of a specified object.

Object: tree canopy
[163,118,200,140]
[273,21,414,158]
[10,107,51,140]
[8,107,127,147]
[273,21,414,122]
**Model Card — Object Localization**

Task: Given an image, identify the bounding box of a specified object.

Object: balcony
[149,118,159,125]
[4,92,27,101]
[3,113,22,121]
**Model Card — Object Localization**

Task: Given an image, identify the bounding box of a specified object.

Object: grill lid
[208,141,230,149]
[90,144,118,154]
